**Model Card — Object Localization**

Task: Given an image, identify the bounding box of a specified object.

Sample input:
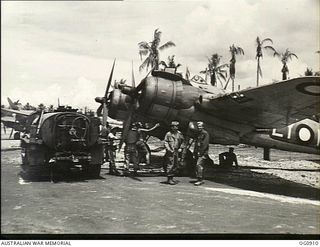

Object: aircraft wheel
[182,150,196,177]
[14,132,20,140]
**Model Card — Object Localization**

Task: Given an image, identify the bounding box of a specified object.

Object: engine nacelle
[270,118,320,148]
[137,71,200,124]
[108,89,134,120]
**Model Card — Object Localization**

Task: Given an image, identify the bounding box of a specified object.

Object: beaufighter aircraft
[95,60,320,160]
[1,98,39,139]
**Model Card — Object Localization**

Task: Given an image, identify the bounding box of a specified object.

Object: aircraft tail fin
[7,97,18,110]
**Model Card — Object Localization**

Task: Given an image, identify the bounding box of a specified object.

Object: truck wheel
[89,164,101,178]
[81,162,101,178]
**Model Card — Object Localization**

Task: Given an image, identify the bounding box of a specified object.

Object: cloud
[2,0,319,108]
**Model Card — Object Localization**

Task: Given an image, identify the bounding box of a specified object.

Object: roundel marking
[298,127,311,142]
[295,124,314,144]
[296,82,320,96]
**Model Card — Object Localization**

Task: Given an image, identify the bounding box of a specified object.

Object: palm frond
[159,61,168,68]
[138,41,150,50]
[256,36,261,45]
[261,38,273,45]
[218,72,227,81]
[217,63,229,70]
[152,29,161,48]
[237,47,245,55]
[139,50,149,60]
[288,53,298,60]
[139,57,151,72]
[159,41,176,50]
[264,45,277,54]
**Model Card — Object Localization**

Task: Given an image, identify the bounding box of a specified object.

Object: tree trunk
[210,73,217,86]
[282,72,286,80]
[256,58,260,87]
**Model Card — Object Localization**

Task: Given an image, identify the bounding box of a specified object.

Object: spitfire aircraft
[96,61,319,160]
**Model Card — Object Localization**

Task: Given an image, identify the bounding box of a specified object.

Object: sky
[1,0,319,110]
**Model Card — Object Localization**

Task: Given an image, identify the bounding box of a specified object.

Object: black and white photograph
[1,0,319,239]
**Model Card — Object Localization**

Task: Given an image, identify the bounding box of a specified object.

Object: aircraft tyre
[179,149,195,177]
[14,132,20,140]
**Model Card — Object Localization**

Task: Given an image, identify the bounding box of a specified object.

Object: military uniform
[164,123,185,183]
[194,122,210,185]
[219,149,238,169]
[106,131,118,174]
[124,128,139,172]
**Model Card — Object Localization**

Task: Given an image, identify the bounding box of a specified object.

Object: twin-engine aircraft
[96,60,320,160]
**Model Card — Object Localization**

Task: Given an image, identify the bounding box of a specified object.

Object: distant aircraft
[95,60,319,160]
[1,98,38,139]
[7,97,23,110]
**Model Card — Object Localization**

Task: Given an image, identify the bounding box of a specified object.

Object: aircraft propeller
[118,61,138,151]
[95,59,116,126]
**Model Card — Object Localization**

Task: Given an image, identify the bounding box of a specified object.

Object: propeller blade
[105,59,116,98]
[102,102,108,126]
[97,104,103,117]
[131,60,135,88]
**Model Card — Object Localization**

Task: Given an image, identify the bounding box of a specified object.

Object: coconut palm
[160,55,181,72]
[255,36,277,86]
[305,68,313,76]
[138,29,176,72]
[200,53,229,87]
[273,48,298,80]
[225,44,244,91]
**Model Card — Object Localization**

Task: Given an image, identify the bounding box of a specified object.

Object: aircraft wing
[1,108,35,117]
[198,76,320,129]
[1,115,20,129]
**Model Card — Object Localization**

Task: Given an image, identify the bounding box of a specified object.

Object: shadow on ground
[204,166,320,201]
[19,168,104,183]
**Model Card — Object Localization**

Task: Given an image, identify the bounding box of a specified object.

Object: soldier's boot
[194,178,204,186]
[167,176,176,185]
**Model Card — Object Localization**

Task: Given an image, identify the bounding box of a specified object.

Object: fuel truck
[20,108,104,179]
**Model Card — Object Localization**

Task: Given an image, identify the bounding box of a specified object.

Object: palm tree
[305,68,313,76]
[200,53,229,87]
[273,48,298,80]
[159,55,181,73]
[225,44,244,91]
[138,29,176,72]
[255,36,277,86]
[38,103,46,111]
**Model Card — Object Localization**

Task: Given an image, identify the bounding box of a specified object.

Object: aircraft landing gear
[14,132,21,140]
[263,147,270,161]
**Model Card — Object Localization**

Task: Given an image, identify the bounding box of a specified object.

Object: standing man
[193,121,210,186]
[219,147,238,169]
[125,122,160,175]
[163,121,185,185]
[135,122,160,166]
[106,128,120,175]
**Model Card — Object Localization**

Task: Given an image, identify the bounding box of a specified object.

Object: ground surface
[1,129,320,235]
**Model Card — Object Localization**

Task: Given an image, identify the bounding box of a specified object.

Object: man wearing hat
[193,121,210,186]
[163,121,185,185]
[124,122,160,175]
[219,147,238,169]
